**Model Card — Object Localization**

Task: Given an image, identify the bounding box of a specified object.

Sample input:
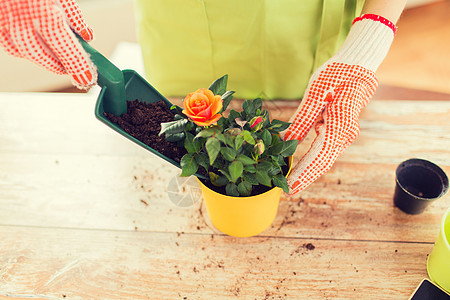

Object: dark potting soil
[104,100,187,163]
[105,99,290,197]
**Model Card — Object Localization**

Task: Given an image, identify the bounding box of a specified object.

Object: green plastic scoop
[77,37,204,177]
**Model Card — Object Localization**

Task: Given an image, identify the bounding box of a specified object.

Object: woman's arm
[362,0,408,23]
[284,0,408,194]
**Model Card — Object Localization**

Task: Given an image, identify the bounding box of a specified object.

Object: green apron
[134,0,364,100]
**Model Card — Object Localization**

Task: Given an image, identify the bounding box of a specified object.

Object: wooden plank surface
[0,225,431,300]
[0,93,449,299]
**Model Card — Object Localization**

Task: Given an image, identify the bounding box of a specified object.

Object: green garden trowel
[77,37,204,177]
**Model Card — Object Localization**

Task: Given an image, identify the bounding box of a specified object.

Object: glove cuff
[353,14,398,35]
[333,14,397,72]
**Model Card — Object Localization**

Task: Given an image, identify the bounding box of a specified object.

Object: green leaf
[219,170,232,181]
[241,130,255,145]
[235,135,244,150]
[236,154,256,165]
[215,132,227,144]
[159,118,188,136]
[268,164,282,177]
[209,171,219,183]
[212,157,223,170]
[238,181,253,196]
[221,147,236,161]
[225,183,239,197]
[255,169,272,187]
[270,139,299,157]
[270,156,281,169]
[224,133,235,147]
[217,116,226,127]
[165,132,185,142]
[209,172,229,186]
[243,173,258,185]
[256,161,273,173]
[174,113,184,120]
[242,99,256,116]
[253,98,263,110]
[194,153,209,171]
[273,173,289,193]
[278,155,287,166]
[244,164,256,173]
[269,119,291,133]
[221,90,235,112]
[195,128,215,139]
[184,132,201,154]
[271,134,282,146]
[229,161,244,183]
[185,122,194,132]
[228,110,241,123]
[217,176,230,186]
[206,137,221,165]
[261,130,272,148]
[208,74,228,95]
[180,154,198,177]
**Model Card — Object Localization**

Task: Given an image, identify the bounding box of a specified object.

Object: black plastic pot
[394,158,449,214]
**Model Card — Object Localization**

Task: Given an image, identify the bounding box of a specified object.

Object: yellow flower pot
[197,156,293,237]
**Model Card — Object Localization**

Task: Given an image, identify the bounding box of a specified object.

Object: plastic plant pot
[394,158,448,214]
[197,156,293,238]
[427,207,450,293]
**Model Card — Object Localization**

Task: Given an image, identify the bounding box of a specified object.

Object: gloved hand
[0,0,97,90]
[284,14,397,195]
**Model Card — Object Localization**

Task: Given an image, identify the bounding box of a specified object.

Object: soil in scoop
[104,100,186,163]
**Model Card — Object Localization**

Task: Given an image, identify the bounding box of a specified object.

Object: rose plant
[159,75,298,197]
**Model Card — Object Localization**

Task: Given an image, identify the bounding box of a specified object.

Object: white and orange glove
[0,0,97,89]
[284,14,397,195]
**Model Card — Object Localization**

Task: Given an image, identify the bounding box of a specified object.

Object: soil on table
[104,100,186,163]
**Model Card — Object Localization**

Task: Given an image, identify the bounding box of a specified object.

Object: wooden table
[0,92,449,299]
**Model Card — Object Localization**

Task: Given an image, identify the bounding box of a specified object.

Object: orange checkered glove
[283,14,397,195]
[0,0,97,90]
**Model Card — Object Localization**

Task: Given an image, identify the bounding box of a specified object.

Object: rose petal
[191,105,206,115]
[182,109,194,119]
[192,113,222,127]
[193,93,208,109]
[186,114,208,121]
[183,93,197,116]
[197,105,212,119]
[209,95,223,115]
[208,113,222,124]
[202,89,215,104]
[191,120,210,127]
[184,92,201,115]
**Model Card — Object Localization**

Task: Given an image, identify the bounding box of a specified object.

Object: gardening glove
[0,0,97,90]
[283,14,397,195]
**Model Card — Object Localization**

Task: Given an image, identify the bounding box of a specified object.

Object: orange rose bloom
[182,88,223,127]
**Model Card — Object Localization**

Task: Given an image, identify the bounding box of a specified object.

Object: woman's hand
[284,14,399,195]
[0,0,97,90]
